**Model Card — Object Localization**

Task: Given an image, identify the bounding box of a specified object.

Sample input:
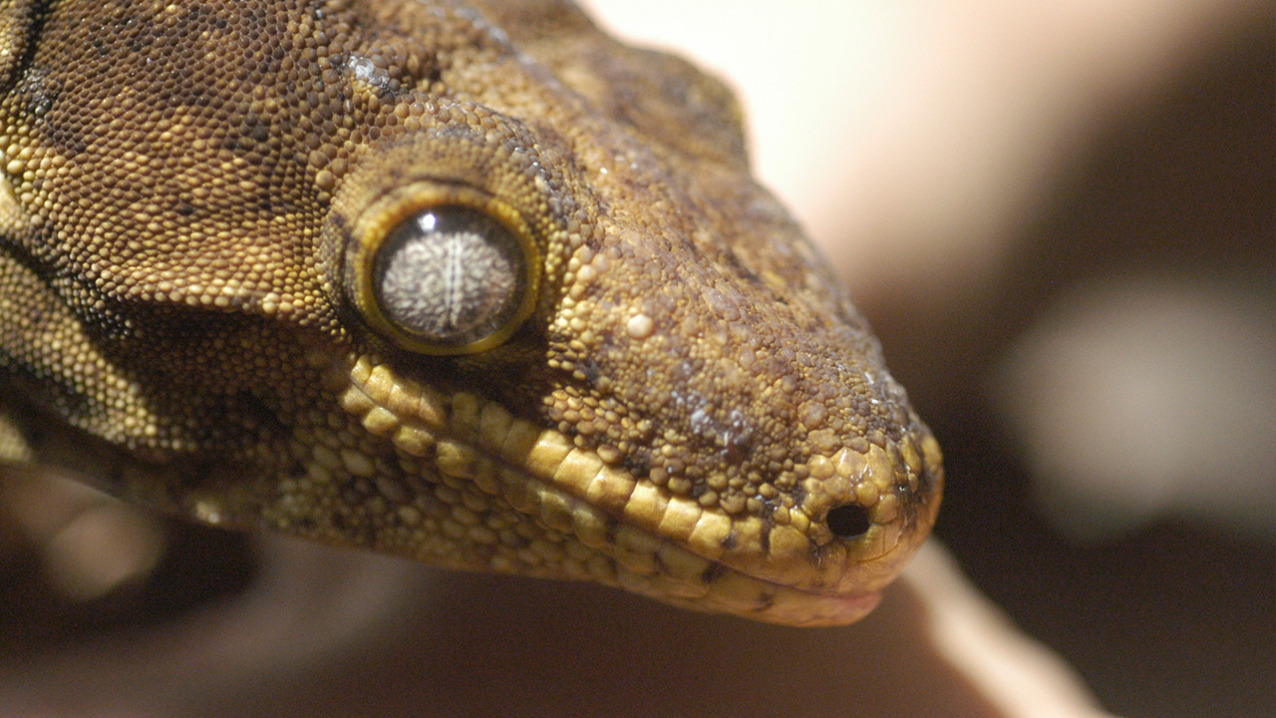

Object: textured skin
[0,0,941,625]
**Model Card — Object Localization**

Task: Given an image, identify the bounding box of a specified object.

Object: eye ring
[347,184,542,355]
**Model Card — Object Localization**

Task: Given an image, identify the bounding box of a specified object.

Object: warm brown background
[585,2,1272,717]
[2,2,1271,717]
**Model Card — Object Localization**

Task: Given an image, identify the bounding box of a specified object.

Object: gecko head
[299,22,943,623]
[2,1,939,626]
[314,116,945,623]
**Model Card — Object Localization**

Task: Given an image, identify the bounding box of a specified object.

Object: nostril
[825,503,871,539]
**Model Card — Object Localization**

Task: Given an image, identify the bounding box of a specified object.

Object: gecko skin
[0,0,941,625]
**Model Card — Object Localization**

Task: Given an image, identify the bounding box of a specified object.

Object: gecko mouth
[332,355,939,626]
[492,452,892,626]
[416,423,895,626]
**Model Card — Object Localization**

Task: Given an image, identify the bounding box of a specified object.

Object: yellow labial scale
[349,356,373,385]
[360,406,400,437]
[389,380,445,427]
[922,434,943,469]
[391,424,434,456]
[551,446,604,490]
[582,459,637,510]
[622,481,668,530]
[724,517,765,570]
[685,510,731,561]
[436,439,478,479]
[339,384,375,415]
[499,417,543,462]
[655,495,702,543]
[766,524,813,577]
[363,365,398,405]
[522,429,574,477]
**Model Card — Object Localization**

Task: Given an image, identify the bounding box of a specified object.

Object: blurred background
[2,2,1271,716]
[587,1,1272,716]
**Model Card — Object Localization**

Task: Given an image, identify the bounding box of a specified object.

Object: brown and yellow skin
[0,0,940,625]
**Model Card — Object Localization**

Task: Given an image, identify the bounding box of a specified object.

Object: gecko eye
[372,206,531,351]
[349,188,541,355]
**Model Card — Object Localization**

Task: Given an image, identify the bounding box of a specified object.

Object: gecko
[0,0,941,626]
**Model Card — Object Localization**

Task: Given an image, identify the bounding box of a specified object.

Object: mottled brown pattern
[0,0,940,624]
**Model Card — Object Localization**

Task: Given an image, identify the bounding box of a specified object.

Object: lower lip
[762,590,883,627]
[815,591,884,625]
